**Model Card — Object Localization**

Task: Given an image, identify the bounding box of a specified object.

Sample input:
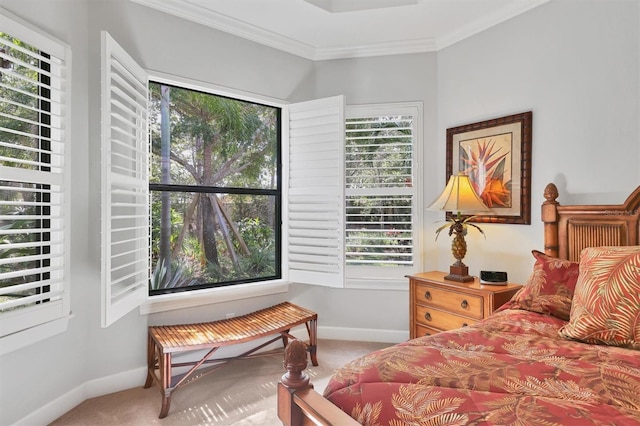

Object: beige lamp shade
[428,173,488,213]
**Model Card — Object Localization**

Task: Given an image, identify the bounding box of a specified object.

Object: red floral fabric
[560,246,640,349]
[510,250,579,320]
[323,308,640,425]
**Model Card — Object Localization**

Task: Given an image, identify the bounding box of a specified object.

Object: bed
[277,183,640,425]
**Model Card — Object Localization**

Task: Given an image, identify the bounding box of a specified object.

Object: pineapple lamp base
[444,263,474,282]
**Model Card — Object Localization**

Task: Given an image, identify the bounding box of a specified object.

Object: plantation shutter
[0,16,71,337]
[287,95,345,287]
[100,32,149,327]
[345,108,416,267]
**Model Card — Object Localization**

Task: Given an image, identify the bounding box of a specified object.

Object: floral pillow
[559,246,640,349]
[511,250,580,320]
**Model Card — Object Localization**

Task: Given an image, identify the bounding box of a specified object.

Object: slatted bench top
[148,301,317,353]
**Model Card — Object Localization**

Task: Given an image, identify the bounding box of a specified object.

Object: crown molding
[130,0,317,59]
[436,0,551,50]
[313,38,437,61]
[130,0,550,60]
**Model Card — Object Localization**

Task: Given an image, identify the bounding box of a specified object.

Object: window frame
[139,71,291,315]
[344,102,423,289]
[0,9,72,355]
[146,79,284,295]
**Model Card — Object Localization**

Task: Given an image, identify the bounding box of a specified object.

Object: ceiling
[130,0,550,60]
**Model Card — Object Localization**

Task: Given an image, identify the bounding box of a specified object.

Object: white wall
[0,0,638,424]
[0,1,93,424]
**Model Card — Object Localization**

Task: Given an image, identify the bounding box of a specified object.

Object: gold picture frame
[446,111,532,224]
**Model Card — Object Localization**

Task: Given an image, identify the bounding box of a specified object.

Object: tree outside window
[148,82,281,294]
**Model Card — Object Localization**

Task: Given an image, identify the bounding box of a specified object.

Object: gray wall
[436,0,639,282]
[0,0,638,424]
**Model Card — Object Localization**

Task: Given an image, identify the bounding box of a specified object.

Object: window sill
[346,277,410,290]
[0,314,73,356]
[345,265,416,290]
[139,280,290,315]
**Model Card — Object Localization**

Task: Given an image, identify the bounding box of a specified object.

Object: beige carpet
[49,339,389,426]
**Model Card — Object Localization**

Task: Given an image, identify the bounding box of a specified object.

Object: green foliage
[150,258,198,291]
[148,82,279,291]
[239,246,275,277]
[0,33,43,170]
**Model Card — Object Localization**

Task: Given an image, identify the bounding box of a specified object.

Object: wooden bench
[143,301,318,418]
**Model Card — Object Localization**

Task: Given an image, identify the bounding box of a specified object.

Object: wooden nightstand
[408,271,522,339]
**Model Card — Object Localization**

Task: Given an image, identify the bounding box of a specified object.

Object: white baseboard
[13,367,147,426]
[318,325,408,343]
[13,326,403,425]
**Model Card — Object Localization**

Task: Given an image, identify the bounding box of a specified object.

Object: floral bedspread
[323,304,640,425]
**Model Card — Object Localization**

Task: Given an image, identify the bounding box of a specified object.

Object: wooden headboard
[542,183,640,261]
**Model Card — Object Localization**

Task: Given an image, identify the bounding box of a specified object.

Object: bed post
[278,340,311,426]
[277,340,362,426]
[542,183,560,257]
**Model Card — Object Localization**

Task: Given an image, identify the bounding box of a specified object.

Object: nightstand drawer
[415,283,484,319]
[414,324,440,338]
[416,305,478,330]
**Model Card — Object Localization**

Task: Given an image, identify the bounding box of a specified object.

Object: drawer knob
[424,291,432,300]
[424,312,432,321]
[462,323,468,327]
[424,332,431,336]
[461,300,469,309]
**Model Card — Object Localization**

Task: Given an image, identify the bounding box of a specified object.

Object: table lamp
[428,173,488,282]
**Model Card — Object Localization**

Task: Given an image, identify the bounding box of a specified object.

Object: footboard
[277,340,359,426]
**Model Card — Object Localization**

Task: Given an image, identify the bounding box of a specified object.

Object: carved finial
[543,183,559,204]
[280,340,310,388]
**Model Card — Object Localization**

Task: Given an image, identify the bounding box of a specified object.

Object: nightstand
[408,271,522,339]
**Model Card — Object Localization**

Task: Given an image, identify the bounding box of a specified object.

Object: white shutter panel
[345,111,415,266]
[100,32,149,327]
[287,95,345,287]
[0,17,70,337]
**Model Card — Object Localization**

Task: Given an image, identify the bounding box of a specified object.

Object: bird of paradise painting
[446,111,532,224]
[459,134,512,208]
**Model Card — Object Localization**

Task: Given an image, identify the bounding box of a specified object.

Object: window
[0,13,70,345]
[102,32,286,321]
[101,35,421,321]
[285,99,422,289]
[148,82,281,295]
[345,104,422,287]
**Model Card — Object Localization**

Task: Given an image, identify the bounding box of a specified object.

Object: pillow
[559,246,640,349]
[511,250,579,320]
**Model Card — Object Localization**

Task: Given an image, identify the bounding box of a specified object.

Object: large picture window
[148,82,281,295]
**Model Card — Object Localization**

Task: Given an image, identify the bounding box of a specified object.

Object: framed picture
[446,111,532,224]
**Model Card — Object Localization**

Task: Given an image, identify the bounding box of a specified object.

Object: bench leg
[308,317,318,366]
[158,352,172,418]
[144,334,155,389]
[160,390,171,419]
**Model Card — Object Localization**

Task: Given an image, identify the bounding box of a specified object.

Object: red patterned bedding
[323,304,640,425]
